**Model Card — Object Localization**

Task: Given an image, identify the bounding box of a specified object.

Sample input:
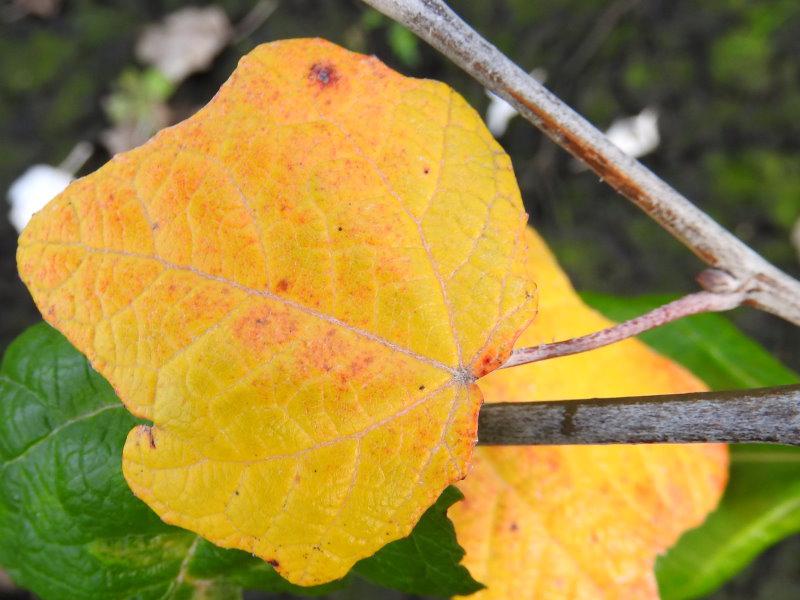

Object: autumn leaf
[586,293,800,600]
[0,323,344,599]
[16,39,537,586]
[450,227,728,599]
[0,321,483,598]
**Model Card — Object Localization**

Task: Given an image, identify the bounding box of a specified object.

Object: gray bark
[362,0,800,327]
[477,385,800,445]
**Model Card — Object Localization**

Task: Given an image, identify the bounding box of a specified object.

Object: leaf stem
[477,385,800,445]
[501,290,745,369]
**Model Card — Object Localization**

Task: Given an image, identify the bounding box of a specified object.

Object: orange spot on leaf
[233,304,298,350]
[472,350,504,378]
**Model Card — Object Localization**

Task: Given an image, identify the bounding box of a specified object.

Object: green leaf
[354,486,483,596]
[657,444,800,600]
[0,323,479,599]
[584,293,800,600]
[583,293,798,390]
[0,323,339,599]
[387,23,421,67]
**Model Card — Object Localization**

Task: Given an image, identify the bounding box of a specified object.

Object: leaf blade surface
[450,229,728,599]
[585,293,800,599]
[16,38,537,585]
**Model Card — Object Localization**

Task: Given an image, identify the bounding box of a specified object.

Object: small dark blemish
[337,226,343,232]
[309,62,339,87]
[146,428,157,449]
[151,223,160,231]
[267,559,279,567]
[510,522,519,532]
[234,490,240,496]
[423,166,430,174]
[418,385,425,391]
[276,279,289,292]
[560,403,577,437]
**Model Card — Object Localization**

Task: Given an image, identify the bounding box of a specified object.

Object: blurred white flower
[485,91,519,138]
[135,6,232,84]
[6,141,92,233]
[485,68,547,137]
[605,106,660,158]
[571,107,661,172]
[7,165,73,233]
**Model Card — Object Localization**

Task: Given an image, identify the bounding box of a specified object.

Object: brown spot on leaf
[145,427,157,449]
[233,305,298,350]
[335,353,375,387]
[276,279,289,292]
[510,521,519,532]
[267,559,279,567]
[309,62,339,87]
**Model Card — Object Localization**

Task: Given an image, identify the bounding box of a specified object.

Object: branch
[477,385,800,445]
[362,0,800,327]
[502,289,744,369]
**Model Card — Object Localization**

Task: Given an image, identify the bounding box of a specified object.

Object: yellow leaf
[451,227,728,599]
[17,39,537,585]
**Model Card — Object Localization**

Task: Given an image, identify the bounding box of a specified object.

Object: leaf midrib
[25,240,460,378]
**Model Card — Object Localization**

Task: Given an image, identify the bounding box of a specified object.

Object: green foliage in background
[103,68,175,125]
[586,294,800,600]
[3,298,800,599]
[2,1,800,597]
[0,324,481,599]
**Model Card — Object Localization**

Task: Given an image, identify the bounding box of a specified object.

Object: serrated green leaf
[0,323,479,599]
[354,486,483,597]
[584,293,800,600]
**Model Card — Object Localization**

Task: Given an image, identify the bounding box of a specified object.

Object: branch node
[696,268,749,295]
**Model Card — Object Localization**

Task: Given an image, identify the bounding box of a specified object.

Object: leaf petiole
[501,290,745,369]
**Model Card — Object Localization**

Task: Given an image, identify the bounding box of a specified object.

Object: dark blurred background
[1,1,799,598]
